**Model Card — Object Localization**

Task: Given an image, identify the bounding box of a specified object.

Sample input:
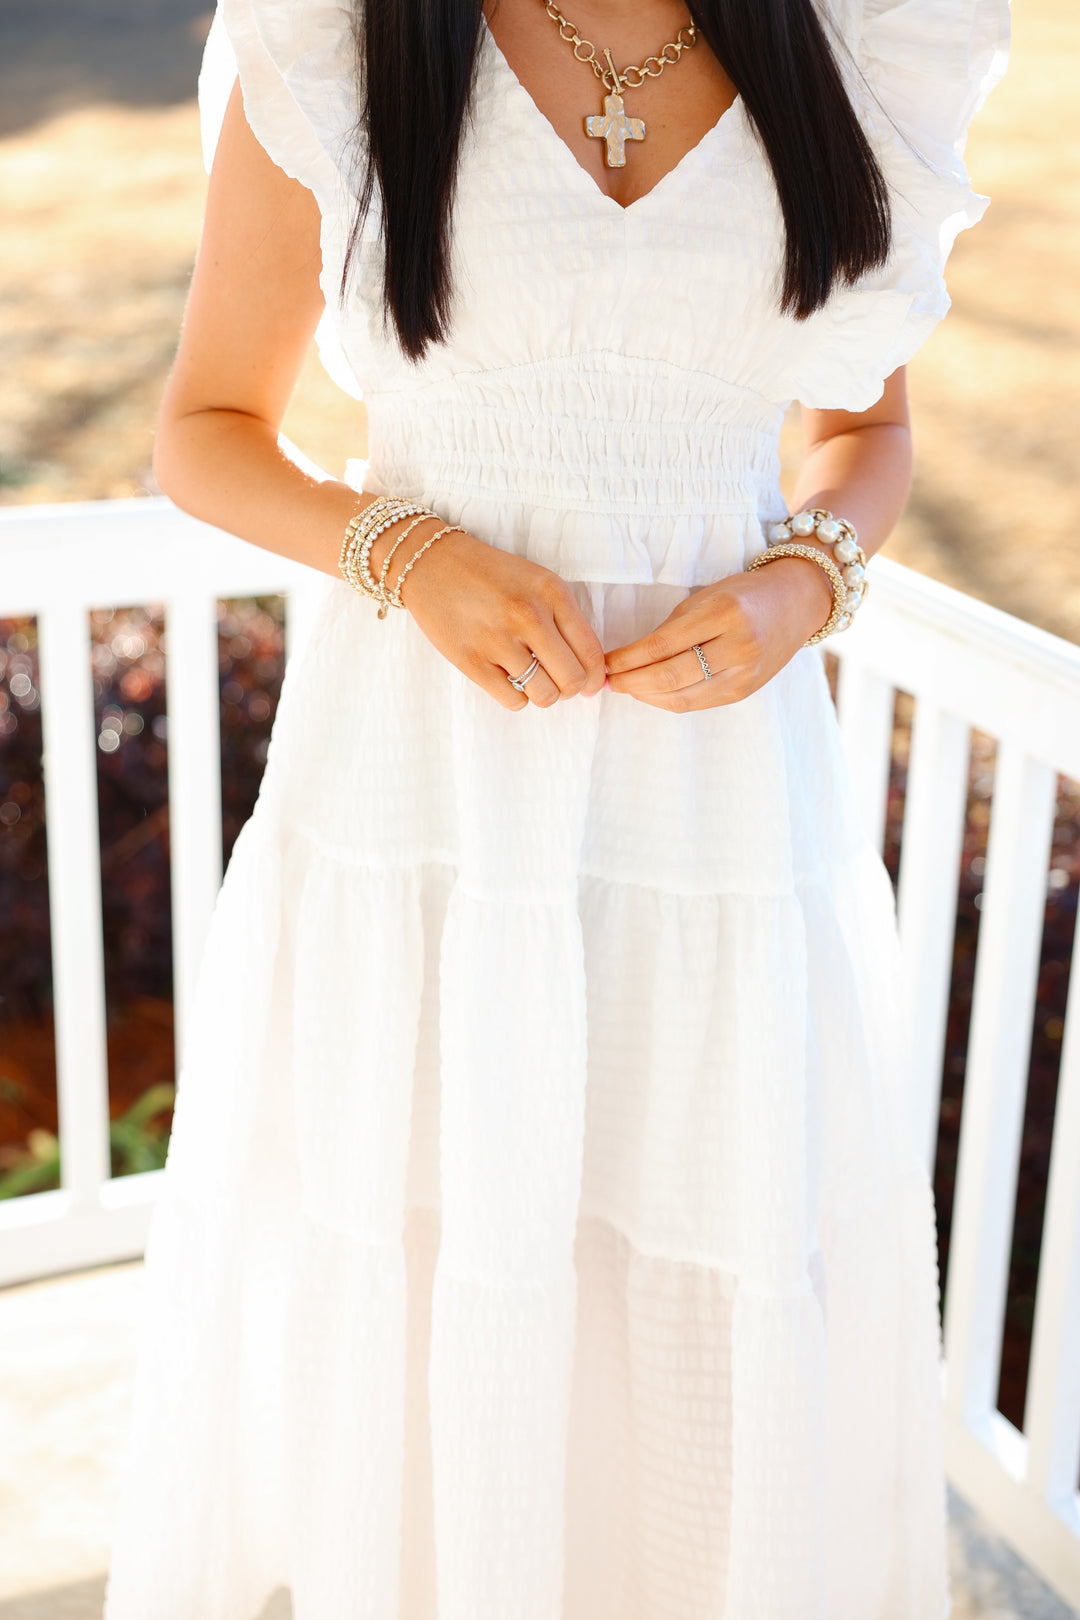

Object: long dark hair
[346,0,891,361]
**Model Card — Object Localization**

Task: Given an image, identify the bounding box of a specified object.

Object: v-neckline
[480,19,744,218]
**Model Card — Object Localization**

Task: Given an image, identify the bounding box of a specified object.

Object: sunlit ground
[1,0,1078,639]
[0,1260,1075,1619]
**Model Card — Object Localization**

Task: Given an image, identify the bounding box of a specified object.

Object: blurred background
[0,1,1078,1614]
[2,0,1078,632]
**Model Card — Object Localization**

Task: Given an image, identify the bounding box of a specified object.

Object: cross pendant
[585,83,646,169]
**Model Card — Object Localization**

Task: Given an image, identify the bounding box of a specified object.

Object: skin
[154,0,911,715]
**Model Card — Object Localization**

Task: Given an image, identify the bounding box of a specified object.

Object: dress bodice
[199,0,1009,584]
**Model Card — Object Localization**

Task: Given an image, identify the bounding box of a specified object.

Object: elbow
[152,410,193,510]
[150,434,174,503]
[152,406,176,501]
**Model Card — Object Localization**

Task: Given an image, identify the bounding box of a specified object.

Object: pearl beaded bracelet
[761,508,869,637]
[340,496,429,614]
[340,496,462,619]
[341,496,431,615]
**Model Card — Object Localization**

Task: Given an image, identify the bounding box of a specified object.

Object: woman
[105,0,1009,1616]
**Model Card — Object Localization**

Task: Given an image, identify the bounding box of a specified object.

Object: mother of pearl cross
[584,49,645,169]
[585,90,646,168]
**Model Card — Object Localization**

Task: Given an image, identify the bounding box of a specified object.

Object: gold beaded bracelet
[377,512,431,603]
[386,524,466,612]
[340,497,428,608]
[339,498,460,619]
[341,497,428,606]
[747,542,848,645]
[339,496,422,577]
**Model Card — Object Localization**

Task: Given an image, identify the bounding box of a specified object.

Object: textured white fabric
[106,3,1009,1617]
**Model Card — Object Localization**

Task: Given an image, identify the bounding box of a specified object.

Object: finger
[604,615,702,676]
[525,621,588,700]
[472,659,529,712]
[523,665,561,708]
[630,665,747,713]
[550,600,606,696]
[606,638,730,698]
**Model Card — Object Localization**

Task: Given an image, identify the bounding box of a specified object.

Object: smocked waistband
[363,353,786,517]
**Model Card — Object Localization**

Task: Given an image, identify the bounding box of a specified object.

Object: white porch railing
[1,497,1079,1609]
[0,500,327,1281]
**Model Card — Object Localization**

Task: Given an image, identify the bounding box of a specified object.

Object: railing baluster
[1024,936,1080,1509]
[943,742,1058,1432]
[164,593,223,1068]
[36,602,111,1202]
[834,655,895,854]
[896,701,972,1169]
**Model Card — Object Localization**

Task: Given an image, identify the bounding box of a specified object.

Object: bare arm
[793,369,912,560]
[155,82,605,709]
[154,82,363,567]
[604,370,911,707]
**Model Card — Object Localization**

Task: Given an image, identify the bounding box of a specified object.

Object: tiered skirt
[105,580,947,1620]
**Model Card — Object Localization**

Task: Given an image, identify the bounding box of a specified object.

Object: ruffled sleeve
[200,0,356,206]
[198,0,364,399]
[779,0,1010,411]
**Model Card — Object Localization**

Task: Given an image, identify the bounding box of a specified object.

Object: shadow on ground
[1,1505,1076,1620]
[0,0,214,137]
[0,1578,291,1620]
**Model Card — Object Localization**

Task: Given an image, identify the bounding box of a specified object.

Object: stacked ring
[508,657,541,692]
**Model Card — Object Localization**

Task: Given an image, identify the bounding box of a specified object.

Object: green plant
[0,1081,175,1200]
[108,1082,175,1176]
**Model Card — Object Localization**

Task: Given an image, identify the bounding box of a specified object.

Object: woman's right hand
[372,522,607,711]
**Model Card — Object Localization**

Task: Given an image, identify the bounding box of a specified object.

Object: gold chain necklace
[537,0,698,168]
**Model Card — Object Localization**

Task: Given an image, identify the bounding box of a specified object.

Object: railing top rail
[858,555,1080,697]
[2,498,1079,770]
[840,557,1080,781]
[3,500,1078,674]
[0,498,320,613]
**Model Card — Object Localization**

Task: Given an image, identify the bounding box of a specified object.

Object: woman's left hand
[604,555,834,711]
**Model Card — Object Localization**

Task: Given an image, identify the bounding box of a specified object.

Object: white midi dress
[104,1,1010,1617]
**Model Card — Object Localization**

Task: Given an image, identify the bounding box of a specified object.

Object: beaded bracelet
[341,498,423,586]
[386,524,467,611]
[339,497,459,619]
[339,496,421,581]
[377,512,431,604]
[341,497,430,612]
[758,507,869,639]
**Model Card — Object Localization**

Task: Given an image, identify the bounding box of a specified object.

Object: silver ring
[508,656,541,692]
[691,644,712,681]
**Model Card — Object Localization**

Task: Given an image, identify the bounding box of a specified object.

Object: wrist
[762,549,836,632]
[367,511,446,580]
[755,508,869,642]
